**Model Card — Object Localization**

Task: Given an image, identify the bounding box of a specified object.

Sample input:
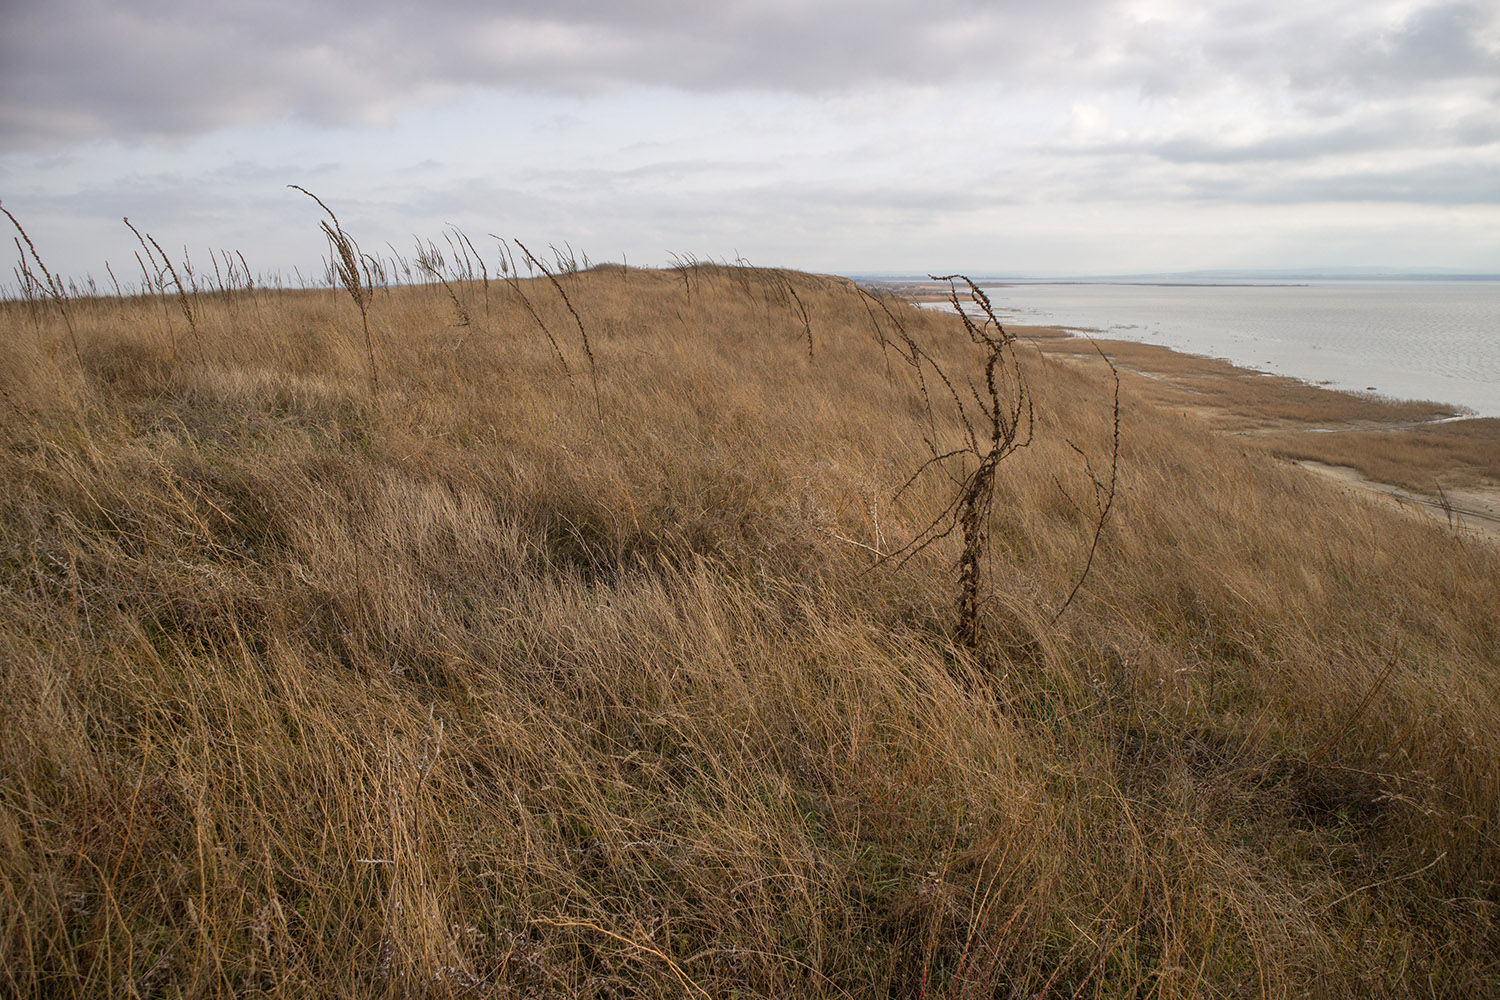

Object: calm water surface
[964,281,1500,418]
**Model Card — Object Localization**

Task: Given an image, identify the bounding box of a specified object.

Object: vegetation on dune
[1,205,1498,998]
[1260,418,1500,495]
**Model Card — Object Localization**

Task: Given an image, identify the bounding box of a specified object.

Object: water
[955,280,1500,418]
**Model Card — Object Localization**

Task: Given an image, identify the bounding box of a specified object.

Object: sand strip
[1296,461,1500,545]
[884,280,1500,547]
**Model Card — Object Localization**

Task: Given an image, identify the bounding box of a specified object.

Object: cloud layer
[2,0,1498,275]
[7,1,1494,146]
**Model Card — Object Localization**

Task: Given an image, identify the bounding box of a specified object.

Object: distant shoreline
[877,276,1500,419]
[1000,322,1500,544]
[983,281,1311,288]
[855,273,1500,285]
[866,276,1500,542]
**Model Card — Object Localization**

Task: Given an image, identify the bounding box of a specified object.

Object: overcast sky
[3,0,1499,282]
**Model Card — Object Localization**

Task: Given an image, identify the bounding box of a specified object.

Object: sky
[2,0,1499,283]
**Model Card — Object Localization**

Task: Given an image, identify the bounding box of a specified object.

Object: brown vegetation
[1259,419,1500,494]
[2,230,1498,998]
[995,318,1499,530]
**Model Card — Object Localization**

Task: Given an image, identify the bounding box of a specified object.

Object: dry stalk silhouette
[877,275,1118,647]
[492,237,573,378]
[667,251,696,302]
[514,238,601,418]
[852,283,901,374]
[4,203,82,365]
[289,185,379,393]
[123,217,205,362]
[453,229,490,322]
[414,238,471,327]
[774,269,815,358]
[1051,340,1120,624]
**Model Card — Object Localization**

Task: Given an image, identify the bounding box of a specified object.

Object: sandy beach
[1024,324,1500,545]
[891,280,1500,545]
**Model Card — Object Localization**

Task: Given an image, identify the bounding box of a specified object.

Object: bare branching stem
[876,274,1117,648]
[1052,342,1120,623]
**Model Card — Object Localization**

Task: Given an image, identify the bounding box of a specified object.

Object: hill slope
[2,264,1497,997]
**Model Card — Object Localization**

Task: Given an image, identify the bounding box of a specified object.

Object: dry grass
[996,321,1498,497]
[1256,419,1500,494]
[1,246,1498,998]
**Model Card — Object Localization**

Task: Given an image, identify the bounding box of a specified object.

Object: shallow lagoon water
[960,280,1500,418]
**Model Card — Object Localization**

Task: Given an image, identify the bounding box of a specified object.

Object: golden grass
[1257,419,1500,494]
[1,254,1498,998]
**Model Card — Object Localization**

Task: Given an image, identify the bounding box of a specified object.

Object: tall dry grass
[0,233,1498,998]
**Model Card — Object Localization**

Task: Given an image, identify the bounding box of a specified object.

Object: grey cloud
[1149,131,1390,165]
[210,160,339,183]
[7,160,340,234]
[1059,112,1483,166]
[1455,110,1500,147]
[1,0,1110,148]
[517,158,744,179]
[6,0,1499,247]
[1198,2,1500,99]
[1349,3,1499,84]
[404,163,1005,220]
[1182,162,1500,205]
[12,178,235,226]
[7,0,1496,152]
[346,162,1015,260]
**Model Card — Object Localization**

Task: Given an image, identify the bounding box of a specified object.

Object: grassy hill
[1,253,1497,997]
